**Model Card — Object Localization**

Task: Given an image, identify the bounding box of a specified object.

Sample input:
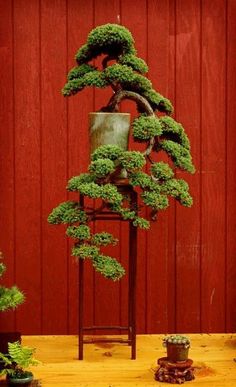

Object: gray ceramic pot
[89,112,130,154]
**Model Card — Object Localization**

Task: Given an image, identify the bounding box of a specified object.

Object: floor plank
[2,334,235,386]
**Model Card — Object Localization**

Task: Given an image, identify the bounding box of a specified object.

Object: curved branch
[106,90,154,116]
[102,55,116,70]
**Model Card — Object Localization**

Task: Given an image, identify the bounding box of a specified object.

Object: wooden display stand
[155,357,195,384]
[78,185,137,360]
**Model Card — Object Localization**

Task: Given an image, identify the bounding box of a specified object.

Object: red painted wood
[41,0,68,334]
[0,0,234,335]
[201,0,226,332]
[146,0,170,333]
[67,0,94,334]
[121,0,148,334]
[175,0,201,332]
[93,0,122,334]
[13,0,41,334]
[0,0,15,331]
[226,0,236,332]
[167,0,177,333]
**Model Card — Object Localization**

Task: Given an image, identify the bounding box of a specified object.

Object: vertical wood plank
[121,0,148,334]
[41,0,68,334]
[13,0,41,333]
[67,0,94,334]
[175,0,201,332]
[167,0,177,333]
[201,0,226,332]
[0,0,15,331]
[226,0,236,332]
[146,0,170,333]
[93,0,122,332]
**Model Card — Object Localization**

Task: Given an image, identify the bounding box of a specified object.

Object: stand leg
[77,188,137,360]
[78,258,84,360]
[78,194,84,360]
[129,191,137,360]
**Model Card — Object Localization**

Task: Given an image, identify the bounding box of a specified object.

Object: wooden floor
[3,334,236,386]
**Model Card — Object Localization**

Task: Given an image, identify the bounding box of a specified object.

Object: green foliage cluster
[49,142,193,281]
[151,162,174,181]
[120,151,146,171]
[62,23,173,114]
[49,23,195,282]
[76,24,135,64]
[160,140,195,173]
[48,202,124,280]
[118,54,148,74]
[89,159,115,178]
[48,201,88,224]
[0,254,24,312]
[0,341,40,379]
[133,115,162,141]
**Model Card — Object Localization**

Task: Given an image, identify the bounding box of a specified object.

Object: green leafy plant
[48,23,195,281]
[0,252,24,312]
[0,341,40,381]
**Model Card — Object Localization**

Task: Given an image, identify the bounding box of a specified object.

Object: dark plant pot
[167,343,189,363]
[7,372,33,385]
[89,112,130,154]
[0,332,21,354]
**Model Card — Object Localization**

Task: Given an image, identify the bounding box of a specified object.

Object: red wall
[0,0,236,335]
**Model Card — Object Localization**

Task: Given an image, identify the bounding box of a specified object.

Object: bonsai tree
[48,24,195,281]
[0,341,40,385]
[0,251,24,312]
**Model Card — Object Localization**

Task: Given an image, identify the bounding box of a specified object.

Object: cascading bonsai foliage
[48,24,195,281]
[0,252,24,312]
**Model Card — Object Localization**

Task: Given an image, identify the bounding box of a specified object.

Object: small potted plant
[163,335,191,363]
[0,341,40,385]
[0,252,25,355]
[48,23,195,281]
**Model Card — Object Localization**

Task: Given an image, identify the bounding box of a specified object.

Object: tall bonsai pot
[89,112,130,153]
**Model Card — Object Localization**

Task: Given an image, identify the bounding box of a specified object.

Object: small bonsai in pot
[163,335,191,363]
[0,252,24,355]
[48,24,195,281]
[0,341,40,385]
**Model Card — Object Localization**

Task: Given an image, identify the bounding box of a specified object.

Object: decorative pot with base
[155,335,195,384]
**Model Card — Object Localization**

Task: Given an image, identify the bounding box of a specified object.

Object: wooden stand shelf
[78,185,138,360]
